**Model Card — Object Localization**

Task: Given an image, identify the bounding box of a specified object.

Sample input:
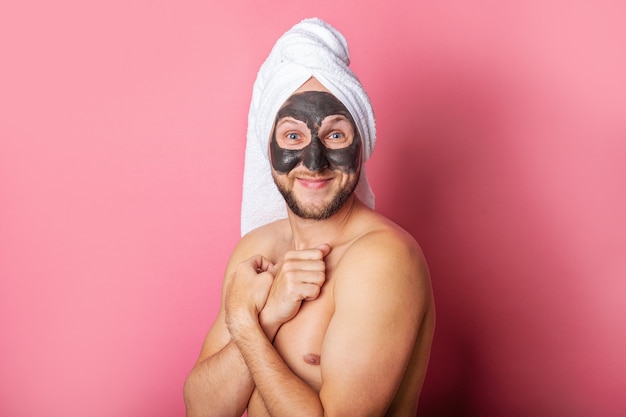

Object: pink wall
[1,1,624,416]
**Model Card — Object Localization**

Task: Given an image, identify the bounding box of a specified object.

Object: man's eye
[329,132,343,140]
[287,133,300,140]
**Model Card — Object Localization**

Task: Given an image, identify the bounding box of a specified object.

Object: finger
[284,246,331,261]
[247,254,274,273]
[298,282,323,301]
[280,259,326,274]
[276,269,326,290]
[296,270,326,285]
[316,243,331,258]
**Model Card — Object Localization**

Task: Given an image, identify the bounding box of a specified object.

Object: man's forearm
[184,341,255,417]
[231,316,324,417]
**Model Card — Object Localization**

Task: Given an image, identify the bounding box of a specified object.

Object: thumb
[316,243,332,258]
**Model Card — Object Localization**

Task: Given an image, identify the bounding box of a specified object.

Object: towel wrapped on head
[241,17,376,236]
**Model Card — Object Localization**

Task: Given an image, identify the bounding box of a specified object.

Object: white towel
[241,17,376,236]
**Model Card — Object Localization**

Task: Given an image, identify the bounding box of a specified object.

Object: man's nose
[301,137,329,172]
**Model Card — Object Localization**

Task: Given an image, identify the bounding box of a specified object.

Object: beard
[272,171,360,220]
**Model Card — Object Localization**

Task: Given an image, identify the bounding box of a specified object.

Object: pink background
[1,1,625,416]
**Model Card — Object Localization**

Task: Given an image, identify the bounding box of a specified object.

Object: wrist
[259,309,281,342]
[226,307,259,340]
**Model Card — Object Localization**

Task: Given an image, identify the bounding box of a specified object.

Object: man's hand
[224,254,274,336]
[260,244,331,339]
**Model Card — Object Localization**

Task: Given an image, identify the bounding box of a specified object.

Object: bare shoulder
[320,211,434,416]
[229,219,291,268]
[346,211,428,276]
[335,211,432,308]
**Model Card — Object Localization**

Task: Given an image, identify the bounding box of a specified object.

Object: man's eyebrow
[275,117,306,128]
[320,115,352,126]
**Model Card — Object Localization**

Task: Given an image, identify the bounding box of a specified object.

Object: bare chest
[271,278,335,392]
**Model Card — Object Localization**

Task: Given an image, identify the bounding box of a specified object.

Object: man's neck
[287,196,360,250]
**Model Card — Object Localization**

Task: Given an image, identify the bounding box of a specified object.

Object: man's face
[269,90,362,220]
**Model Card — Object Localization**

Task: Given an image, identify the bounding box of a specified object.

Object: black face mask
[270,91,362,174]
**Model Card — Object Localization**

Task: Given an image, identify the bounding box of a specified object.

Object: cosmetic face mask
[270,91,362,174]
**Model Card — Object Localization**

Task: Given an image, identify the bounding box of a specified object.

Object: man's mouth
[296,176,333,189]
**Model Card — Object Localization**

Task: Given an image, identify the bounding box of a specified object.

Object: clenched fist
[260,244,331,340]
[224,254,275,335]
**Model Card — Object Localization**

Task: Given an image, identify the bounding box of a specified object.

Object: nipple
[303,353,321,365]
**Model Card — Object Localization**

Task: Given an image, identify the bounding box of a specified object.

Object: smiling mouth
[296,176,333,189]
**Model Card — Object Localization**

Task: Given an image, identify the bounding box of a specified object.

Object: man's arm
[183,312,255,417]
[228,310,325,416]
[184,235,329,417]
[183,236,275,417]
[319,232,431,416]
[225,245,331,416]
[230,231,432,417]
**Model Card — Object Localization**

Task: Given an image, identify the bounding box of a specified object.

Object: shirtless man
[184,19,434,417]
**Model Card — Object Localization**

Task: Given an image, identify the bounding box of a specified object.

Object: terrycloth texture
[241,17,376,236]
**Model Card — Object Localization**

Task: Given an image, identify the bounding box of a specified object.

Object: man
[184,18,435,417]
